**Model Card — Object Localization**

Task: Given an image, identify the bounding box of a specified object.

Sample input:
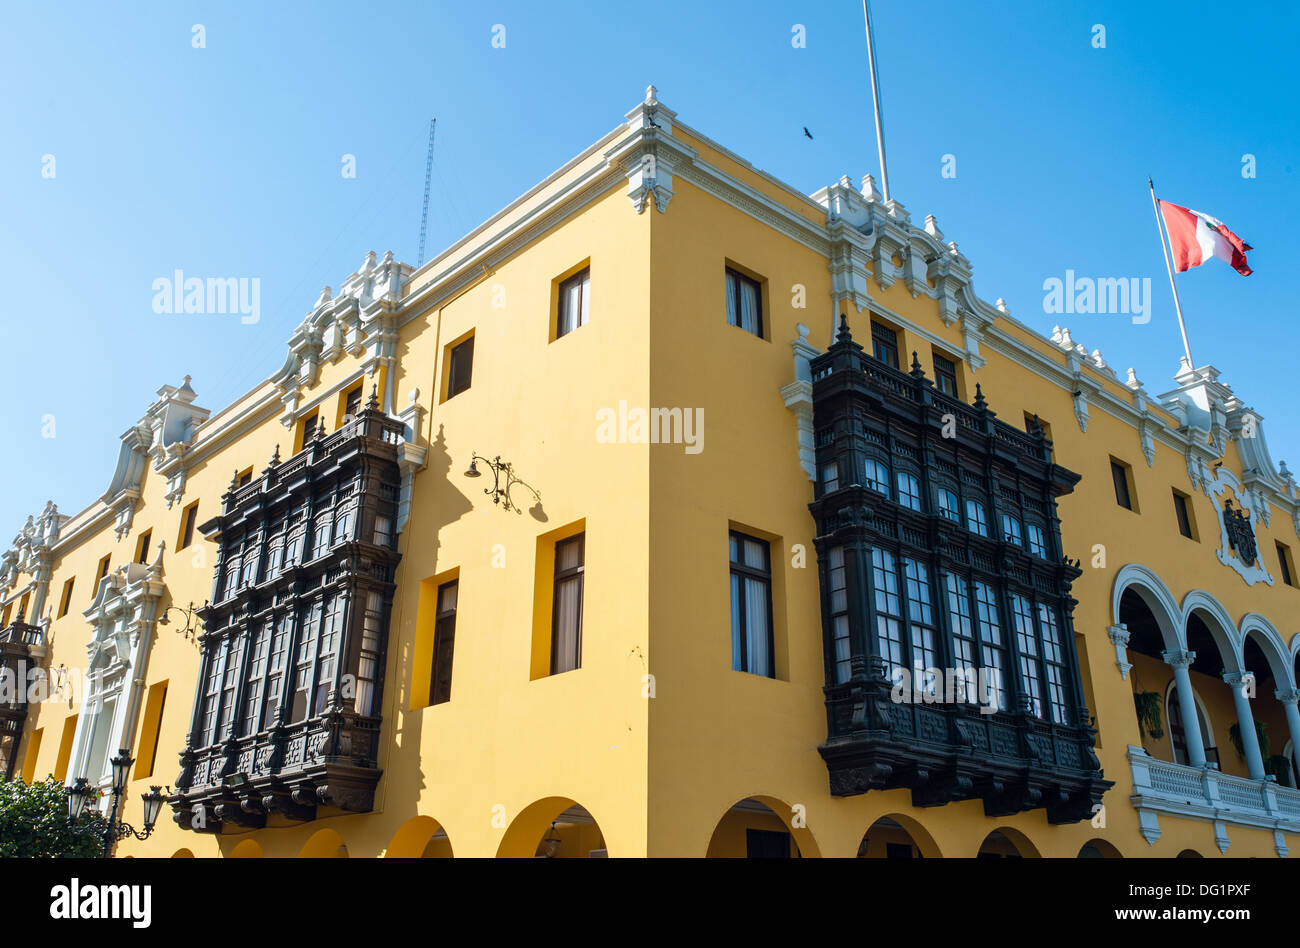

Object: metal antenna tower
[417,118,437,267]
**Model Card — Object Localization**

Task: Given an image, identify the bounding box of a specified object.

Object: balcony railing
[1128,744,1300,855]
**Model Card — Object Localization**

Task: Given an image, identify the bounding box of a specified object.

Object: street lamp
[158,601,201,641]
[463,453,542,516]
[66,750,168,857]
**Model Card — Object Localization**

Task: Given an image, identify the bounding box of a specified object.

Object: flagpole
[862,0,891,204]
[1149,177,1194,368]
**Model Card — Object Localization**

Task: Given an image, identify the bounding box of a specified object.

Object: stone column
[1162,649,1206,767]
[1274,688,1300,786]
[1223,671,1266,780]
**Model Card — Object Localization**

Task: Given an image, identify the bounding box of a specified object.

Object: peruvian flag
[1158,200,1253,275]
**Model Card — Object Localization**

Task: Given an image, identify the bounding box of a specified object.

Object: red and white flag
[1158,200,1253,276]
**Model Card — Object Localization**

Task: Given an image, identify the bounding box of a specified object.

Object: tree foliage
[0,776,106,858]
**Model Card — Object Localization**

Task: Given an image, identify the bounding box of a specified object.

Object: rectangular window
[218,635,244,741]
[57,577,75,618]
[827,547,851,684]
[291,602,320,722]
[430,580,458,705]
[729,532,774,677]
[871,548,904,681]
[1009,593,1043,719]
[313,596,342,716]
[1026,524,1046,558]
[937,488,960,523]
[865,458,890,494]
[300,412,320,448]
[447,336,474,399]
[932,351,958,397]
[241,625,269,736]
[725,267,763,337]
[96,554,111,585]
[237,467,253,488]
[1001,514,1022,546]
[1111,459,1134,510]
[1173,490,1195,539]
[870,321,899,368]
[1038,603,1070,724]
[973,582,1007,712]
[135,530,152,564]
[134,681,167,779]
[896,472,922,512]
[262,616,291,727]
[904,559,938,696]
[1278,542,1297,588]
[965,500,988,537]
[356,591,384,716]
[373,515,393,549]
[551,534,585,674]
[344,384,363,421]
[944,575,978,703]
[178,500,200,551]
[557,267,591,338]
[820,461,839,495]
[200,643,226,746]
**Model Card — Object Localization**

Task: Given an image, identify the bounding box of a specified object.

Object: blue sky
[1,0,1295,534]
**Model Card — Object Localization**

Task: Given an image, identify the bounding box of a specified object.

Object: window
[199,643,226,746]
[355,591,383,715]
[1001,514,1022,546]
[57,577,75,618]
[1173,490,1195,540]
[933,351,958,397]
[241,625,270,736]
[178,500,200,551]
[1111,459,1134,511]
[725,267,763,337]
[1026,524,1046,558]
[135,530,152,564]
[447,336,474,399]
[95,554,111,586]
[557,267,591,338]
[551,534,585,674]
[965,500,988,537]
[218,635,244,741]
[937,488,960,523]
[896,472,922,512]
[870,548,904,681]
[262,616,291,727]
[237,467,254,488]
[312,596,342,716]
[827,547,851,684]
[135,681,167,779]
[1279,542,1297,588]
[865,459,890,494]
[373,515,393,549]
[821,461,839,495]
[943,575,978,703]
[429,580,458,705]
[973,582,1007,712]
[1037,603,1070,724]
[344,384,363,422]
[299,412,320,448]
[904,559,938,696]
[0,603,10,627]
[729,531,774,677]
[1009,594,1043,719]
[290,602,319,722]
[870,321,899,369]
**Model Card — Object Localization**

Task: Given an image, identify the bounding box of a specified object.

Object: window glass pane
[744,576,771,677]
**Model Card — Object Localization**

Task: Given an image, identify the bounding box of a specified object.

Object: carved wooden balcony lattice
[809,318,1112,824]
[168,394,403,832]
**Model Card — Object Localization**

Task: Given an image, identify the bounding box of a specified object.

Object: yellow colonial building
[3,87,1298,858]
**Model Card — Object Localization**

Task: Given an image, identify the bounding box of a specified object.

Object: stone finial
[924,214,943,240]
[1050,325,1063,344]
[230,469,240,490]
[839,174,853,189]
[836,312,854,344]
[1091,349,1107,369]
[1058,327,1074,348]
[316,286,333,307]
[910,351,925,377]
[1126,367,1142,390]
[973,383,987,410]
[947,240,960,256]
[796,322,810,341]
[995,298,1008,314]
[860,174,879,202]
[367,384,380,411]
[363,250,377,270]
[645,84,659,105]
[381,250,395,265]
[263,444,281,474]
[314,417,327,440]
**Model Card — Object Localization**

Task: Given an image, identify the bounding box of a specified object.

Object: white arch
[1112,564,1183,651]
[1179,590,1243,675]
[1163,677,1217,763]
[1238,613,1295,690]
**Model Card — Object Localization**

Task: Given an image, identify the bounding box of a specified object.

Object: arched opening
[497,798,608,858]
[1120,587,1188,761]
[299,828,349,858]
[976,828,1040,858]
[705,796,821,858]
[386,814,454,858]
[228,839,263,858]
[1241,628,1294,785]
[171,848,194,858]
[1164,678,1215,766]
[856,814,941,858]
[1078,839,1121,858]
[1177,849,1203,858]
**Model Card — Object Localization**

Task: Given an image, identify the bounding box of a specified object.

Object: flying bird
[803,127,814,140]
